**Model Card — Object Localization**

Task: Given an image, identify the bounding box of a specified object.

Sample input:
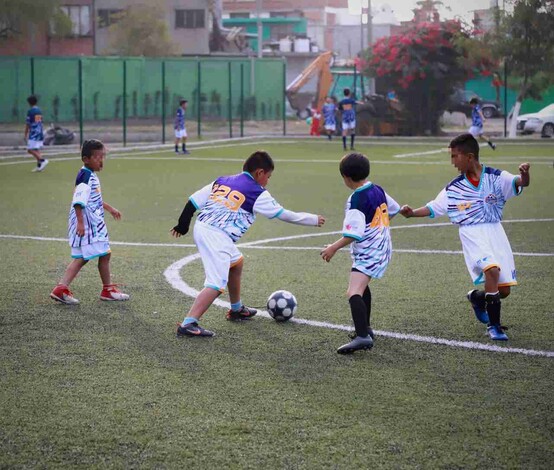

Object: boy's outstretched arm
[277,210,325,227]
[516,163,531,188]
[171,200,196,237]
[399,205,431,218]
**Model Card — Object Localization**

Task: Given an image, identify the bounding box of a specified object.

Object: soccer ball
[266,290,297,322]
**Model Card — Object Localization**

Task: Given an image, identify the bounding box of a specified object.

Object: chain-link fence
[0,56,287,147]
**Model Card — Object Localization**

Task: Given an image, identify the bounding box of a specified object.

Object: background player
[338,88,362,151]
[469,97,496,150]
[24,95,48,172]
[322,96,337,141]
[321,152,400,354]
[171,150,325,338]
[174,99,189,154]
[399,133,530,341]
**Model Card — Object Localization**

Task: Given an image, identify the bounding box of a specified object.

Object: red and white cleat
[50,284,80,305]
[100,284,130,301]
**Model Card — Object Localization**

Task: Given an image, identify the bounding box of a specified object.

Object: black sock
[485,292,501,326]
[175,144,179,152]
[362,286,372,326]
[349,295,369,337]
[342,136,347,149]
[350,134,355,148]
[470,289,486,308]
[327,133,332,140]
[182,143,186,151]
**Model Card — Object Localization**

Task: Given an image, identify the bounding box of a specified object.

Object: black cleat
[226,305,257,321]
[348,327,375,340]
[337,335,374,354]
[176,322,215,337]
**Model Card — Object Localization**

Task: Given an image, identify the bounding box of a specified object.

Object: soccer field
[1,138,553,468]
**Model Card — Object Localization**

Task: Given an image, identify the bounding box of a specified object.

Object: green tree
[493,0,554,137]
[0,0,71,37]
[106,2,178,56]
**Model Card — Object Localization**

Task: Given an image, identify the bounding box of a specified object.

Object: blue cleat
[337,335,374,354]
[467,290,489,324]
[487,325,508,341]
[176,322,215,337]
[226,305,257,321]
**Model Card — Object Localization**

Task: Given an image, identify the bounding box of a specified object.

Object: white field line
[163,253,554,358]
[394,149,445,158]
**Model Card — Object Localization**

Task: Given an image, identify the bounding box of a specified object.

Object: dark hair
[27,95,38,106]
[469,97,479,105]
[339,152,370,181]
[81,139,105,159]
[180,99,188,105]
[343,88,351,97]
[449,133,479,160]
[243,150,274,173]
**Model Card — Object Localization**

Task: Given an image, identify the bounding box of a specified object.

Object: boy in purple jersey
[50,140,129,305]
[170,150,326,338]
[399,134,530,341]
[321,153,400,354]
[24,95,48,172]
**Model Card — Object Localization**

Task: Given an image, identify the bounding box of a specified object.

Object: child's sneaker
[176,322,215,337]
[100,284,129,301]
[348,327,375,340]
[467,290,489,324]
[487,325,508,341]
[50,285,79,305]
[226,305,257,321]
[182,149,191,155]
[337,335,374,354]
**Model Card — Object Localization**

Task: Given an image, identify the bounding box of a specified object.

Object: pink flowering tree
[362,21,495,135]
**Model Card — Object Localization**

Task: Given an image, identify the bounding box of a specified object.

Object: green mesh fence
[0,56,286,126]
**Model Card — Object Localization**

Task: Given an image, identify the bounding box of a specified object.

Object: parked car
[516,104,554,137]
[446,89,502,119]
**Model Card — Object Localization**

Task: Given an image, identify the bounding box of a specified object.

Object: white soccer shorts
[193,222,243,292]
[459,223,517,287]
[342,120,356,131]
[27,139,43,150]
[175,129,187,139]
[324,124,336,131]
[71,241,111,261]
[468,125,484,137]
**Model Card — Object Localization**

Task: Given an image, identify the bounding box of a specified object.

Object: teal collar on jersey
[463,165,485,190]
[353,181,373,193]
[81,166,93,173]
[242,171,255,180]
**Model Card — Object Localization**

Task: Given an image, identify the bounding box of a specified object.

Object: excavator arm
[286,51,334,115]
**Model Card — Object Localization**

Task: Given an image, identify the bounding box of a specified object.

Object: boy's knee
[499,286,511,298]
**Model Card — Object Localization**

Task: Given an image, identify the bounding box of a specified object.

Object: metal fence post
[161,60,166,144]
[30,57,35,95]
[282,58,286,136]
[228,61,233,138]
[197,60,201,138]
[123,59,127,147]
[240,63,244,137]
[78,58,83,145]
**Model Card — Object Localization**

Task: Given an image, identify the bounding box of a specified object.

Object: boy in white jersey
[321,153,400,354]
[170,150,326,338]
[50,140,129,305]
[399,133,530,341]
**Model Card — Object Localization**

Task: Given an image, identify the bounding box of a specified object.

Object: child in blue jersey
[400,133,530,341]
[338,88,362,151]
[171,150,326,338]
[50,139,129,305]
[322,96,337,140]
[174,99,189,154]
[321,153,400,354]
[24,95,48,172]
[469,97,496,150]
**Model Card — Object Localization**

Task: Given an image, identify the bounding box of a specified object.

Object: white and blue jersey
[339,98,357,124]
[426,166,521,225]
[190,172,284,242]
[322,103,336,126]
[342,182,400,279]
[174,107,185,130]
[26,106,43,141]
[68,167,108,247]
[471,104,483,127]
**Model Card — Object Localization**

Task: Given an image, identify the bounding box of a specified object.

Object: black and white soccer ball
[266,290,298,322]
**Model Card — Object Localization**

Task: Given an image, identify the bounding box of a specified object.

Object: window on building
[61,5,91,36]
[230,13,250,19]
[175,9,205,29]
[269,23,295,41]
[98,9,124,28]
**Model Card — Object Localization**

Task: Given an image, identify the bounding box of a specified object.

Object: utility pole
[256,0,262,58]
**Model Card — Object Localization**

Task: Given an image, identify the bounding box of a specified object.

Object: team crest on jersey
[457,202,471,211]
[485,193,497,205]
